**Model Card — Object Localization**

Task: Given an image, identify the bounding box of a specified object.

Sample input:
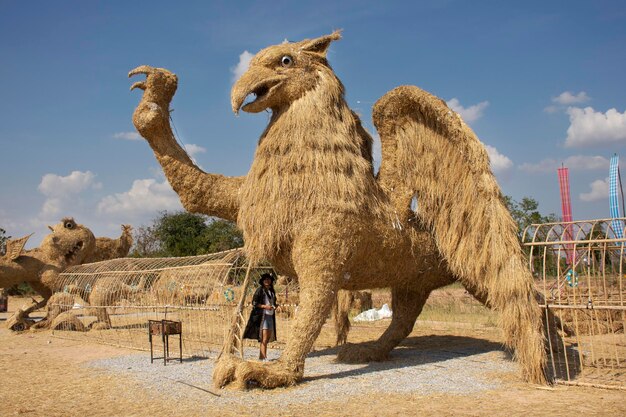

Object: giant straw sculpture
[129,32,547,388]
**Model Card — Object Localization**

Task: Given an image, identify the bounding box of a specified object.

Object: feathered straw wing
[373,86,546,384]
[4,234,33,261]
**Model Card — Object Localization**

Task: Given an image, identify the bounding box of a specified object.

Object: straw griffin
[129,32,547,388]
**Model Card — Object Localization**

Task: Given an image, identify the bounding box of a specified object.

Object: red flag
[557,167,574,264]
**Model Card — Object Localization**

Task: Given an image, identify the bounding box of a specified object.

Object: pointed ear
[300,31,342,57]
[48,225,54,232]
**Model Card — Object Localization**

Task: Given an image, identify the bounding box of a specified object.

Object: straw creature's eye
[281,55,293,67]
[64,221,74,229]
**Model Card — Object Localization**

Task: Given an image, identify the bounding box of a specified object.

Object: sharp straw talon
[128,65,154,78]
[130,81,146,91]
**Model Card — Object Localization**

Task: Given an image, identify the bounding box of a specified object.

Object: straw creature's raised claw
[128,66,178,106]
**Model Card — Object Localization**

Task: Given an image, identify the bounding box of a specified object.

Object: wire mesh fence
[48,249,297,359]
[523,217,626,389]
[46,218,626,389]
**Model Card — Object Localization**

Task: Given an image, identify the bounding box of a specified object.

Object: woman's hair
[259,273,276,295]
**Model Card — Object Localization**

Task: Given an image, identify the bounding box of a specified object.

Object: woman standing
[243,273,280,360]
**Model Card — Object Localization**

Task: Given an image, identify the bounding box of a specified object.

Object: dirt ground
[1,296,625,417]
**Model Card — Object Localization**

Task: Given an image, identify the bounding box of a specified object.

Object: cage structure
[523,218,626,389]
[48,249,288,359]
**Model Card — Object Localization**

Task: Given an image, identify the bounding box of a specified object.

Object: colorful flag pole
[558,166,574,264]
[609,154,624,239]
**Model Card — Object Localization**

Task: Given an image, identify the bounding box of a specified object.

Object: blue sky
[1,0,625,246]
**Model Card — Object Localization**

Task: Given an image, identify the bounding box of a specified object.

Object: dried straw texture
[332,290,372,346]
[31,292,75,331]
[129,32,546,388]
[50,311,86,332]
[84,224,134,263]
[129,66,242,222]
[373,86,547,383]
[332,290,355,346]
[0,218,95,330]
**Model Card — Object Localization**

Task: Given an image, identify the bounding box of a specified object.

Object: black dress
[243,286,278,342]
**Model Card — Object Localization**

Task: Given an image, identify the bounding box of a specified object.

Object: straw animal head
[41,217,96,266]
[121,224,133,235]
[231,31,341,114]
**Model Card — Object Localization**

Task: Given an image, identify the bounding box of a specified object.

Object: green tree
[204,220,244,253]
[504,196,559,238]
[130,211,244,257]
[154,211,210,256]
[504,196,560,277]
[130,224,162,257]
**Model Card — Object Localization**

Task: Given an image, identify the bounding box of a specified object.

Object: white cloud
[519,155,609,173]
[565,107,626,148]
[543,105,559,114]
[484,144,513,173]
[40,198,63,218]
[447,98,489,123]
[38,170,100,197]
[36,171,101,222]
[231,50,254,82]
[97,178,182,217]
[113,131,142,141]
[183,143,207,158]
[552,91,590,105]
[580,177,609,202]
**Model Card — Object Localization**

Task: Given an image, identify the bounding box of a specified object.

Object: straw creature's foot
[336,341,390,363]
[90,321,111,331]
[212,354,242,389]
[213,355,301,390]
[6,310,33,332]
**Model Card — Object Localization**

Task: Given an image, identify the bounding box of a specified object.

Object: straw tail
[373,86,547,384]
[129,66,243,222]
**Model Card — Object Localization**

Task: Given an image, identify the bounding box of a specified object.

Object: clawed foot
[337,341,390,363]
[213,354,302,390]
[6,309,34,332]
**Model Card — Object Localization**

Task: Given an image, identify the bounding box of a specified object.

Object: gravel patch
[86,342,516,407]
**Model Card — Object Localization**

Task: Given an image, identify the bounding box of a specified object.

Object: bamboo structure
[523,218,626,389]
[48,249,281,358]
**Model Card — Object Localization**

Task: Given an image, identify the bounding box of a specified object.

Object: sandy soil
[1,297,625,417]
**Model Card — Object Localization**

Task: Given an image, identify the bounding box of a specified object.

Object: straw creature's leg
[89,288,113,330]
[332,290,353,346]
[337,286,430,363]
[31,292,75,330]
[6,283,52,331]
[214,255,342,389]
